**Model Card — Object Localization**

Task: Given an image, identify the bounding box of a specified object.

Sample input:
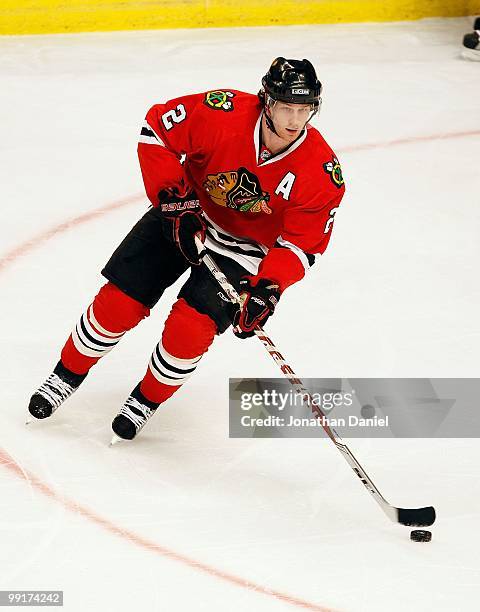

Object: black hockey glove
[231,277,281,339]
[158,188,206,265]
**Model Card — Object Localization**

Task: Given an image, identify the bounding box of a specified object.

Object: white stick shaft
[195,237,394,518]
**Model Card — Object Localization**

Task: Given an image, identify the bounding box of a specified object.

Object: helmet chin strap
[264,103,278,136]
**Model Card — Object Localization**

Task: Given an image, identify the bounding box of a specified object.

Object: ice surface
[1,17,479,611]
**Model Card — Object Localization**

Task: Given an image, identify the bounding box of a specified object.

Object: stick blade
[397,506,436,527]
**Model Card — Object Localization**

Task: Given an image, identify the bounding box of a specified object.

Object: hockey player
[462,17,480,60]
[28,57,345,441]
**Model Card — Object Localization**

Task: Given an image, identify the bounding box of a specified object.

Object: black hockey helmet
[261,57,322,108]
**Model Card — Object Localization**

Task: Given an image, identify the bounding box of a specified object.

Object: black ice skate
[27,362,87,422]
[110,384,159,444]
[462,24,480,61]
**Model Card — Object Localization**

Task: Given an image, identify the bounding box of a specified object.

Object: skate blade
[109,434,125,446]
[25,412,33,425]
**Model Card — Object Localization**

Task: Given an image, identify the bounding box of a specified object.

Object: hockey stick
[195,237,435,527]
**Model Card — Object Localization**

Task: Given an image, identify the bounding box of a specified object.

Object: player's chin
[283,128,300,140]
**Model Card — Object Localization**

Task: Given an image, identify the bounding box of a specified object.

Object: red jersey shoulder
[146,90,257,126]
[148,92,204,122]
[187,89,262,151]
[201,89,257,112]
[195,89,261,129]
[290,126,345,202]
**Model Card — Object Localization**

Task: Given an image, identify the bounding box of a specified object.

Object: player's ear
[265,100,273,117]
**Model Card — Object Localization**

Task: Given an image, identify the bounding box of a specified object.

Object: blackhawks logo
[323,157,344,188]
[204,90,235,112]
[203,167,272,214]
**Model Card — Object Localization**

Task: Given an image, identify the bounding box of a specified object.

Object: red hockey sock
[61,282,150,375]
[139,298,217,404]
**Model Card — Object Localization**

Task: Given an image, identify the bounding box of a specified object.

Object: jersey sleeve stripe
[275,236,314,273]
[138,121,166,147]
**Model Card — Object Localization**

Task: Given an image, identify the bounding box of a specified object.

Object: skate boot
[111,384,159,442]
[462,27,480,61]
[28,361,87,420]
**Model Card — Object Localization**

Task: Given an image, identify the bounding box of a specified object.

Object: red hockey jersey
[138,89,345,291]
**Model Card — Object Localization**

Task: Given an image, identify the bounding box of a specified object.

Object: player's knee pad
[93,282,150,332]
[142,299,216,398]
[162,298,217,359]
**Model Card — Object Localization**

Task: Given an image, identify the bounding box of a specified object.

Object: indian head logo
[203,167,272,214]
[204,90,235,112]
[323,157,344,188]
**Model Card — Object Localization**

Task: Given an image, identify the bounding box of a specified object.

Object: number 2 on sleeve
[162,104,187,130]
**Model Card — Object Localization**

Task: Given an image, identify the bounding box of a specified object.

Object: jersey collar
[254,111,308,167]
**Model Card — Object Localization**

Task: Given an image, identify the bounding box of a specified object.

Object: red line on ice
[0,193,144,273]
[0,193,336,612]
[0,447,335,612]
[339,128,480,154]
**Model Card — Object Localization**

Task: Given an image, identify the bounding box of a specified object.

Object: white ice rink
[1,16,480,611]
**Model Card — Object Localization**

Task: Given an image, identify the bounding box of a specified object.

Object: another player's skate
[27,362,87,422]
[110,384,159,444]
[461,17,480,61]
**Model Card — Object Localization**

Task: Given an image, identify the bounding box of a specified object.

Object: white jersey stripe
[143,120,166,147]
[139,134,161,145]
[276,236,311,273]
[202,213,267,274]
[203,236,261,275]
[203,213,266,249]
[206,224,266,254]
